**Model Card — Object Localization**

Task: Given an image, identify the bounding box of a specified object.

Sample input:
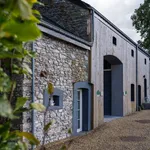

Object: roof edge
[39,20,93,47]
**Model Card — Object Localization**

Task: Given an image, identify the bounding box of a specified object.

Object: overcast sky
[83,0,144,42]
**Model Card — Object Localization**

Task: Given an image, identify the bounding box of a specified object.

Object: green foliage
[68,128,72,134]
[141,104,145,110]
[138,106,141,111]
[0,95,14,119]
[48,82,54,94]
[131,0,150,52]
[14,97,28,112]
[16,131,40,145]
[61,145,67,150]
[0,0,43,149]
[44,121,53,132]
[30,103,46,112]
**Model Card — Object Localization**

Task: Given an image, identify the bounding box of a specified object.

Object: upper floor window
[131,50,134,57]
[112,36,117,46]
[145,58,147,65]
[131,84,135,102]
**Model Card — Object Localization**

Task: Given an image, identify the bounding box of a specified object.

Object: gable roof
[69,0,150,57]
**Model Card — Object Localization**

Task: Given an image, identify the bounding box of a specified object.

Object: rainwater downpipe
[31,41,35,150]
[136,45,139,111]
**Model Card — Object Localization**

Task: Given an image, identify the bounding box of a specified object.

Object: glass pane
[77,110,80,119]
[78,91,80,101]
[78,120,80,129]
[77,101,80,109]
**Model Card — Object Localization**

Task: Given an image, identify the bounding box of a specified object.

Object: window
[145,58,147,64]
[104,60,111,70]
[113,36,117,46]
[44,88,63,110]
[53,96,60,106]
[131,84,135,102]
[131,50,134,57]
[144,78,147,98]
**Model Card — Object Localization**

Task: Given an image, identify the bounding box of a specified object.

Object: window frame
[44,88,63,110]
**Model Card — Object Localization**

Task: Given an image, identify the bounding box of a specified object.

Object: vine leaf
[14,97,28,112]
[44,121,52,132]
[16,131,40,145]
[48,82,54,94]
[30,103,46,112]
[0,95,14,119]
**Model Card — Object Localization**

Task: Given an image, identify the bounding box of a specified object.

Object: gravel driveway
[46,110,150,150]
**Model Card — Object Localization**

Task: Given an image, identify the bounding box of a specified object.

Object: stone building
[22,0,150,144]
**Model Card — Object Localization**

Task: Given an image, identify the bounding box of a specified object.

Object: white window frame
[77,89,82,133]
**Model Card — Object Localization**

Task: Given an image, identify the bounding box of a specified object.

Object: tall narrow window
[112,36,117,46]
[144,78,147,98]
[131,50,134,57]
[145,58,147,64]
[131,84,135,102]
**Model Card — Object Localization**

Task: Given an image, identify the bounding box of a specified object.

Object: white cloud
[83,0,144,42]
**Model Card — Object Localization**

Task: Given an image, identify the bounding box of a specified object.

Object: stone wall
[35,0,91,41]
[23,34,89,143]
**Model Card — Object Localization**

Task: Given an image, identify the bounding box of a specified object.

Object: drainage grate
[120,136,146,142]
[135,120,150,124]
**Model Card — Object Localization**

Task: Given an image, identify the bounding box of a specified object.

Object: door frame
[73,82,92,135]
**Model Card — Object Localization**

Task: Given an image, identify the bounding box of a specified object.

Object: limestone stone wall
[23,34,89,143]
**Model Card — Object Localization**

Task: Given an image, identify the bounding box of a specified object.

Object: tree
[0,0,46,149]
[131,0,150,52]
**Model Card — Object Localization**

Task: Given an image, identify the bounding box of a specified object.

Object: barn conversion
[21,0,150,143]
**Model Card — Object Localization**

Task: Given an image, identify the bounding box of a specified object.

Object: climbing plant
[0,0,46,149]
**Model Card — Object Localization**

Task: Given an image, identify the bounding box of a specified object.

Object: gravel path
[46,110,150,150]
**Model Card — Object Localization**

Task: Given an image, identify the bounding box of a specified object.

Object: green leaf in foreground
[44,121,52,132]
[0,95,13,118]
[14,97,28,112]
[3,20,41,42]
[30,103,46,112]
[16,131,40,145]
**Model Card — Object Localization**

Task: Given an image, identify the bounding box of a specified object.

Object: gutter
[31,42,35,150]
[40,20,93,47]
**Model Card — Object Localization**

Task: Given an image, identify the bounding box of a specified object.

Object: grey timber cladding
[91,13,137,127]
[35,0,91,41]
[138,50,150,104]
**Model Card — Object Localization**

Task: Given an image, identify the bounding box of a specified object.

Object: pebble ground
[45,110,150,150]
